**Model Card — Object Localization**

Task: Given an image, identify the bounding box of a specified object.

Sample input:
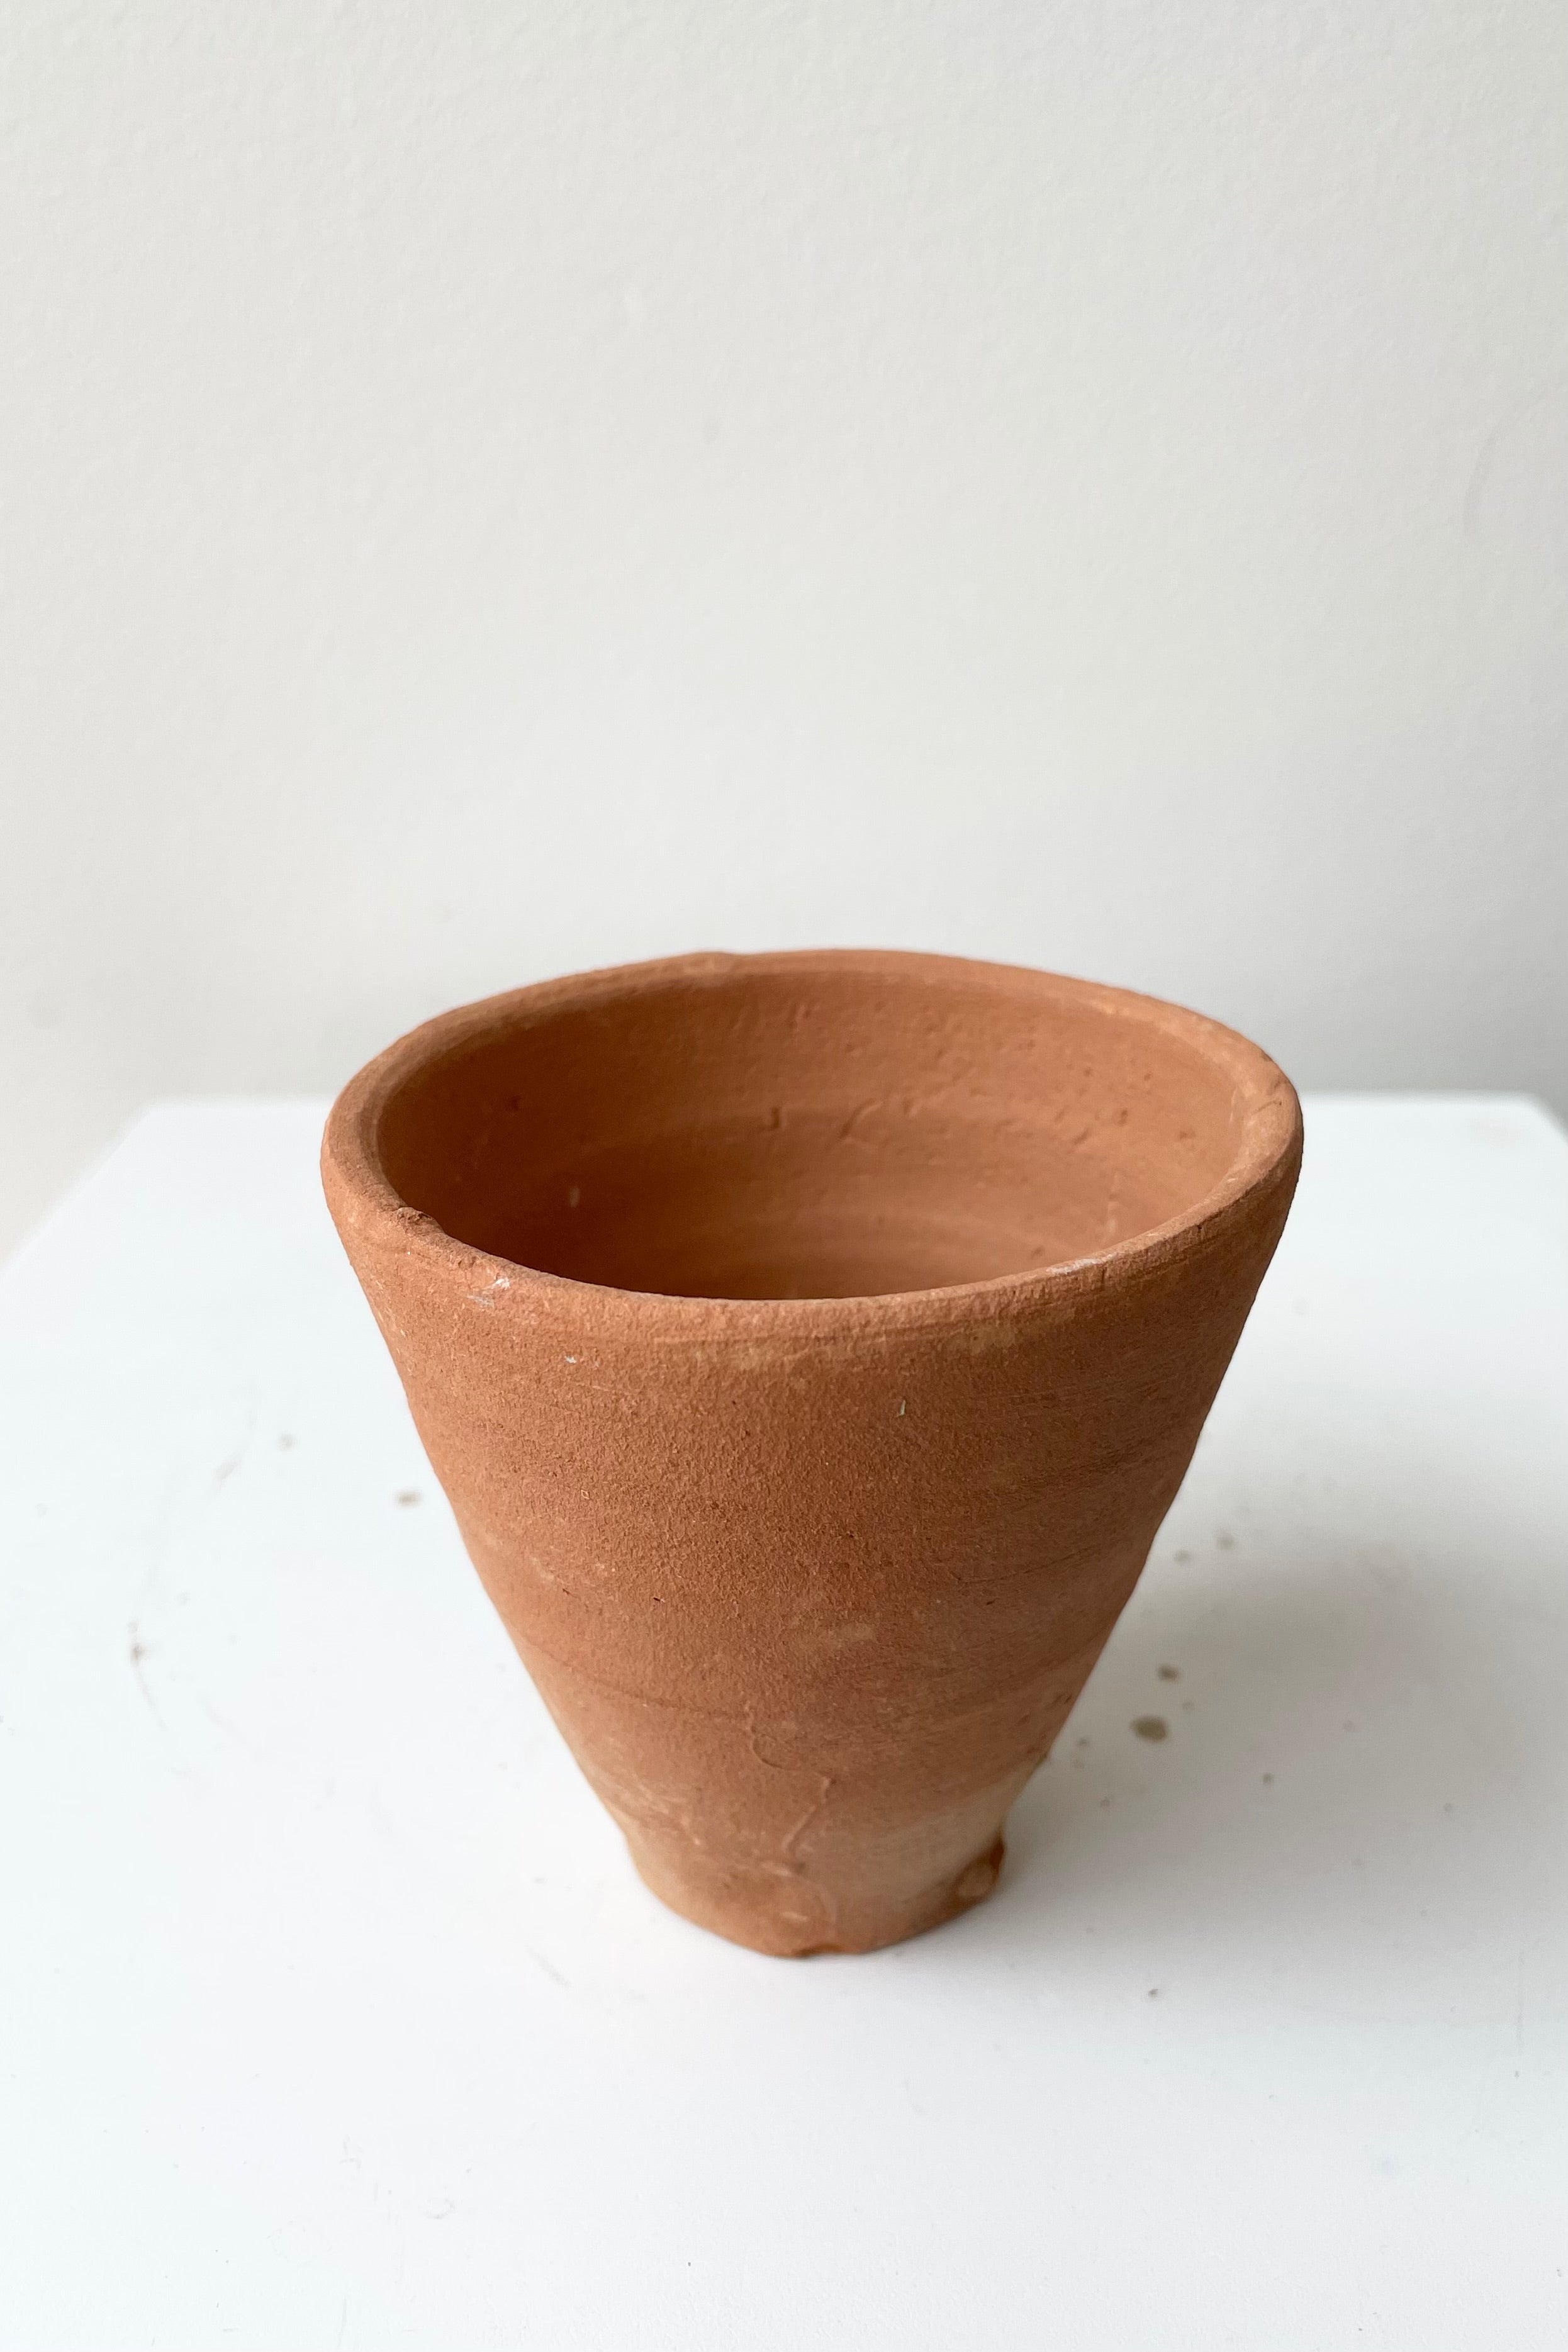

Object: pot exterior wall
[323,1147,1298,1954]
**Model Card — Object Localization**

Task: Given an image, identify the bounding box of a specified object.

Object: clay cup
[323,950,1301,1954]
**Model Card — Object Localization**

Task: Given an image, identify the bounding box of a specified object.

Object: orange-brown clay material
[322,951,1302,1957]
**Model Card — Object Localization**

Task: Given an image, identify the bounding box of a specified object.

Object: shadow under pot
[322,949,1301,1956]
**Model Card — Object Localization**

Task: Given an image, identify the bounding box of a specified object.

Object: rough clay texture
[322,950,1301,1956]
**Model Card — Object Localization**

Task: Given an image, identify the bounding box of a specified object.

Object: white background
[3,0,1566,1252]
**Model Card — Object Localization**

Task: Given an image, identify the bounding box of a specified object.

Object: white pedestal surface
[3,1095,1565,2351]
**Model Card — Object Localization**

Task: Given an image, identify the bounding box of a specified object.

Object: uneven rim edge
[320,949,1304,1338]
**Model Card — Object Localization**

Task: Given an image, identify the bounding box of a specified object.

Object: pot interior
[374,963,1250,1301]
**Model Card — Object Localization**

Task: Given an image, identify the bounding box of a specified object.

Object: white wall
[3,0,1565,1253]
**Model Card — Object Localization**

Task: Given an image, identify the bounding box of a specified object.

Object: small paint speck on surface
[396,1490,421,1508]
[1157,1663,1180,1681]
[1131,1715,1168,1742]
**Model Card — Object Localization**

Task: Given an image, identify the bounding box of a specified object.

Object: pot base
[627,1832,1009,1958]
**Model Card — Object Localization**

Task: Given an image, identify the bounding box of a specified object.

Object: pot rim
[321,949,1302,1341]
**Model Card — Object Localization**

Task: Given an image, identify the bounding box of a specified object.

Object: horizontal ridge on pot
[323,951,1302,1956]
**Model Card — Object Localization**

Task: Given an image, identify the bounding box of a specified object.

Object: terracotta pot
[322,951,1301,1956]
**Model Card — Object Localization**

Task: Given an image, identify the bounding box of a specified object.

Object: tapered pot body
[323,951,1301,1954]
